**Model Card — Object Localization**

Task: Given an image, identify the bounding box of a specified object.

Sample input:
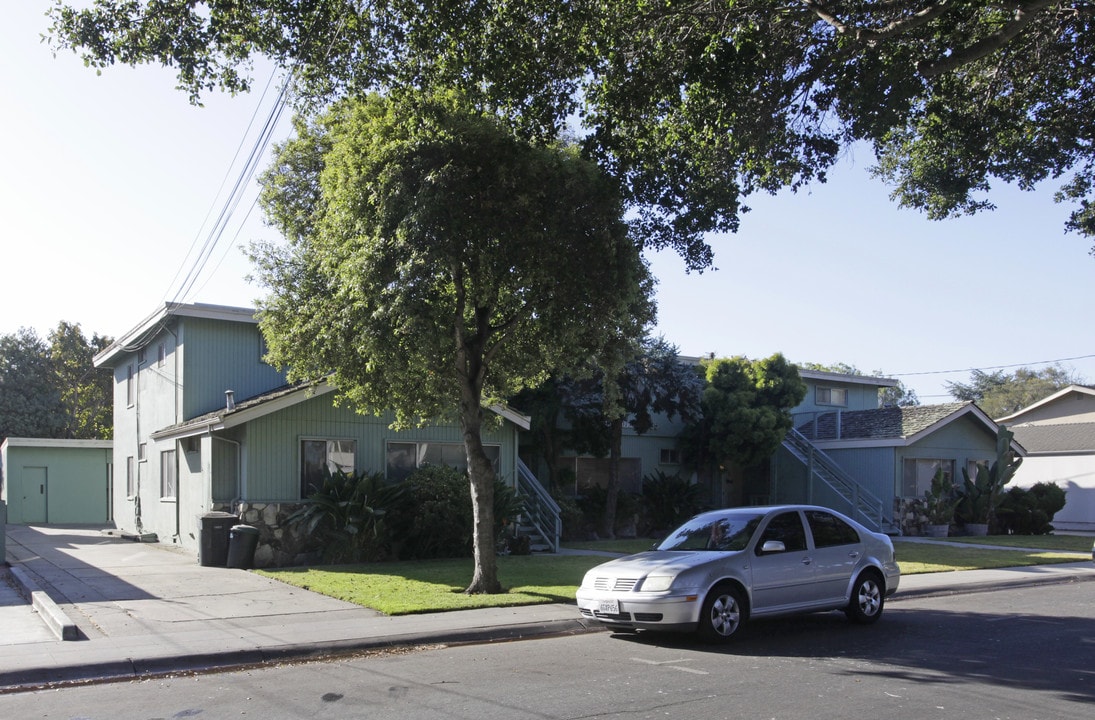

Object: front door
[20,466,47,523]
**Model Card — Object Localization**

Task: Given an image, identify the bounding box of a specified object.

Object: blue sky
[4,2,1094,403]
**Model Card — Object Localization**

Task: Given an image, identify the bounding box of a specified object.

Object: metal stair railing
[515,459,561,552]
[783,427,897,533]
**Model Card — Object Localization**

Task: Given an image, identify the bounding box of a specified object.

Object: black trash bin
[227,524,261,569]
[199,512,236,567]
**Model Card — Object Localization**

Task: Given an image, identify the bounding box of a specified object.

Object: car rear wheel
[845,569,885,624]
[697,582,745,643]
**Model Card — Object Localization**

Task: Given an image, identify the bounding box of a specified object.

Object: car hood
[590,550,735,577]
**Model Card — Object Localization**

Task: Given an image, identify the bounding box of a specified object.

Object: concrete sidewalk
[3,525,1093,693]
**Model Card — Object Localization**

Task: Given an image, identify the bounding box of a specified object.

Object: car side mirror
[759,540,787,555]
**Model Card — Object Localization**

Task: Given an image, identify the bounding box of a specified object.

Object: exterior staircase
[514,459,561,552]
[782,427,901,535]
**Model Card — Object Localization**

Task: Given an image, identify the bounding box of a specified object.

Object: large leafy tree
[48,321,114,438]
[49,1,1095,262]
[684,354,807,478]
[0,328,64,439]
[0,323,113,440]
[946,365,1082,419]
[249,92,652,593]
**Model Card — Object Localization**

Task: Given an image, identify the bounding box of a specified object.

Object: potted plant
[922,468,958,537]
[958,427,1023,535]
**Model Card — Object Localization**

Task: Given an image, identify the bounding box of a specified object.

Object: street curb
[0,617,603,692]
[891,567,1095,601]
[8,564,79,641]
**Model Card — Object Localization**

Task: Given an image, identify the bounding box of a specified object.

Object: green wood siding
[896,414,999,497]
[241,394,517,502]
[179,318,287,419]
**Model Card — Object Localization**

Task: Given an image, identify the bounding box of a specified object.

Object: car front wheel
[697,582,746,643]
[845,569,885,624]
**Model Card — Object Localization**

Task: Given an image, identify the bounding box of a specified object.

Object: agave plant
[287,468,404,562]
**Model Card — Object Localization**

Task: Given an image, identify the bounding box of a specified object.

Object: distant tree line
[0,322,113,440]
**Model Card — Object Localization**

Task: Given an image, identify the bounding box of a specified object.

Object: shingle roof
[1009,422,1095,454]
[798,402,974,441]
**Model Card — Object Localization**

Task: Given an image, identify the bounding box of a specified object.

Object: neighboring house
[93,302,541,567]
[0,437,113,525]
[549,367,1018,536]
[997,385,1095,533]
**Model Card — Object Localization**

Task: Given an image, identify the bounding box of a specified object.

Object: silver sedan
[576,505,900,642]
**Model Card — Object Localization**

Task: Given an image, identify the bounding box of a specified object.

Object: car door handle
[801,556,812,565]
[848,551,860,559]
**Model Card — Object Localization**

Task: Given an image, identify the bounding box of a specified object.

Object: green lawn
[255,534,1091,616]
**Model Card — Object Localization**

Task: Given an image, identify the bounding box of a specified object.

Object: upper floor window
[157,342,166,367]
[815,386,848,407]
[660,448,680,465]
[300,439,357,498]
[126,364,135,406]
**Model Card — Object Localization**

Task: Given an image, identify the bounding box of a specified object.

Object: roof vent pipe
[225,390,235,411]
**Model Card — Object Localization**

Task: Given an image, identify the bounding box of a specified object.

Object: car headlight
[640,575,675,592]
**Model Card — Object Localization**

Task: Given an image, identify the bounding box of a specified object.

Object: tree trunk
[599,417,624,539]
[459,370,501,595]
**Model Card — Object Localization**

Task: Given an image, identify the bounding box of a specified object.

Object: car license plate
[598,598,620,615]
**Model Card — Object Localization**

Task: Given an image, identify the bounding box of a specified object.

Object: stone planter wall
[211,501,324,568]
[893,496,949,537]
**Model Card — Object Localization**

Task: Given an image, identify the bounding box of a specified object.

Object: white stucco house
[998,385,1095,533]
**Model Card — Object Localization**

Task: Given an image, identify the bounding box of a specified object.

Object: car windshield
[654,512,765,552]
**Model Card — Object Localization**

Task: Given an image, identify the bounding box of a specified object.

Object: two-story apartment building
[93,303,532,566]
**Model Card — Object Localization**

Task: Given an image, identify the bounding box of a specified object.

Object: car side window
[756,511,807,553]
[806,510,861,548]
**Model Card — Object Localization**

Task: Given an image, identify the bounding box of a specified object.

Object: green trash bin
[227,524,261,569]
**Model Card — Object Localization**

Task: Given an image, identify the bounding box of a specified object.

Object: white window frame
[160,449,177,500]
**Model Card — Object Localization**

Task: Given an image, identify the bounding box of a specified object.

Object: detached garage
[1,438,112,525]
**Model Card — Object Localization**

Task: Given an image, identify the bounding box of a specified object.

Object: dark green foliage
[50,2,1095,261]
[639,470,707,535]
[683,354,807,473]
[388,465,526,560]
[0,323,113,440]
[286,469,404,563]
[575,485,640,538]
[553,492,586,542]
[996,482,1067,536]
[289,464,527,562]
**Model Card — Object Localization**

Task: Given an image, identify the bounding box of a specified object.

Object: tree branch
[917,0,1062,76]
